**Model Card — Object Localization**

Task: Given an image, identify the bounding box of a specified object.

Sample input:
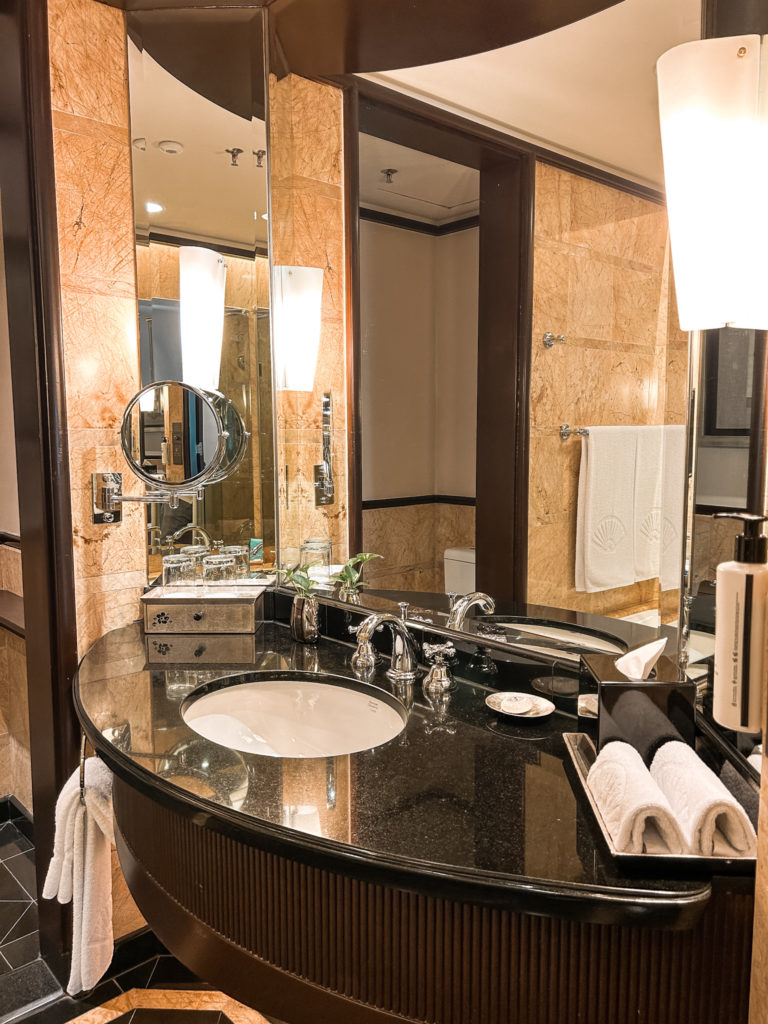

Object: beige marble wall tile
[270,74,348,568]
[0,546,23,597]
[534,163,571,241]
[75,571,144,659]
[49,0,128,127]
[60,293,139,430]
[52,127,136,300]
[530,162,681,620]
[4,633,31,813]
[111,847,145,938]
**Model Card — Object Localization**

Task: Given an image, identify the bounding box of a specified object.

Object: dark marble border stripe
[359,207,479,236]
[361,494,476,509]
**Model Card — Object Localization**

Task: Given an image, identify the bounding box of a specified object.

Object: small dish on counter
[485,691,555,719]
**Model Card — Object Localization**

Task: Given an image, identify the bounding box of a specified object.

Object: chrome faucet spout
[169,524,213,549]
[446,591,495,630]
[354,612,420,683]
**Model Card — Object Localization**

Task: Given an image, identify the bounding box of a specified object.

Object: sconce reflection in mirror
[272,265,324,391]
[91,380,249,524]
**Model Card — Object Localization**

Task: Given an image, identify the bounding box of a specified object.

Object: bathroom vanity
[74,598,754,1024]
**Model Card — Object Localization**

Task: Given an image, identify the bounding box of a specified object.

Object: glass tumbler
[162,554,195,588]
[300,537,332,583]
[180,544,209,578]
[202,554,236,585]
[220,545,249,578]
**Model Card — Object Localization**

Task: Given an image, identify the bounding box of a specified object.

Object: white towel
[586,741,686,854]
[575,427,638,593]
[660,425,686,591]
[43,757,115,995]
[651,741,757,856]
[633,425,664,582]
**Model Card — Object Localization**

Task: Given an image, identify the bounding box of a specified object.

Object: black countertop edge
[75,686,712,931]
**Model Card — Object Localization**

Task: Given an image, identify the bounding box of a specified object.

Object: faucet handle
[447,592,459,610]
[424,641,456,665]
[398,601,409,622]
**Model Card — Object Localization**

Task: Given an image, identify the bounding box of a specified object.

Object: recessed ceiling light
[157,140,184,156]
[145,201,164,214]
[262,213,269,221]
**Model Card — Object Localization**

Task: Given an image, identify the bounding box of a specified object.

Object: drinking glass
[220,544,249,578]
[300,538,332,583]
[202,554,236,585]
[162,554,195,587]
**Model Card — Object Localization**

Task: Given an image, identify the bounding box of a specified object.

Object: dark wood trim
[342,83,363,556]
[142,231,269,261]
[352,77,665,204]
[0,0,79,982]
[359,207,479,236]
[696,504,747,516]
[0,532,22,548]
[476,152,534,602]
[703,0,768,37]
[362,494,476,510]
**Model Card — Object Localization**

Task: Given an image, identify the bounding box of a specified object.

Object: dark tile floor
[0,821,40,975]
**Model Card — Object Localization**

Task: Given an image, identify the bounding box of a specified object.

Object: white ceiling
[361,0,702,188]
[128,40,268,251]
[358,135,479,224]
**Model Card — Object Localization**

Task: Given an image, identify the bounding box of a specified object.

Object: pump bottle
[712,512,768,733]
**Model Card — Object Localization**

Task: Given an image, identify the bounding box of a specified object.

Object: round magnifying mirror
[207,392,250,483]
[122,381,228,491]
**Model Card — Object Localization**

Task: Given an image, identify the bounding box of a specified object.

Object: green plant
[329,552,382,592]
[276,565,319,597]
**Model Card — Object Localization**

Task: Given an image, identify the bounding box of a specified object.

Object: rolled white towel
[43,757,115,995]
[651,741,757,856]
[586,741,686,854]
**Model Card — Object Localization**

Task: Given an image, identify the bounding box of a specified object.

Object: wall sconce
[179,246,227,391]
[657,35,768,330]
[272,265,324,391]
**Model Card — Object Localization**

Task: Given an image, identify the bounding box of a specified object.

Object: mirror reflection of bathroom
[688,328,761,756]
[356,98,689,628]
[126,11,275,583]
[358,113,479,595]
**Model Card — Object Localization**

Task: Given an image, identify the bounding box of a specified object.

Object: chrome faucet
[351,612,420,683]
[168,523,213,549]
[147,525,163,553]
[446,591,495,630]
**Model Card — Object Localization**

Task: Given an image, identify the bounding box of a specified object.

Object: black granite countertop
[74,617,746,930]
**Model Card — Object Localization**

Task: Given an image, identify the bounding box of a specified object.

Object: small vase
[290,595,320,644]
[339,584,362,605]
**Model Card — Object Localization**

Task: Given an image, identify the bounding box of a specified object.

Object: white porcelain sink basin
[182,671,407,758]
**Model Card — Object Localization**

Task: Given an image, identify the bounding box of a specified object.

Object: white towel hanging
[43,753,115,995]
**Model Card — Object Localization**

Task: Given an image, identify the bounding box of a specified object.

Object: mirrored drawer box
[145,633,258,664]
[141,586,265,634]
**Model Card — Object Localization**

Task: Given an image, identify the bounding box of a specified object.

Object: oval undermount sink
[182,670,408,759]
[472,617,626,662]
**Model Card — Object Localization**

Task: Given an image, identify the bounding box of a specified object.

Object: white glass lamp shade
[657,36,768,331]
[179,246,227,391]
[272,266,324,391]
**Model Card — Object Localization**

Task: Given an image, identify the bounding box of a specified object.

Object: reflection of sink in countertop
[182,670,408,758]
[470,617,626,662]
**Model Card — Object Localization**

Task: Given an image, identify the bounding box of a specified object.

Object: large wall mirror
[351,1,701,638]
[126,10,274,581]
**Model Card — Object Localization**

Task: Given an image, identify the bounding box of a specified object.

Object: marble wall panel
[48,0,128,128]
[0,546,23,597]
[0,632,32,813]
[529,162,685,620]
[270,73,348,566]
[362,503,474,593]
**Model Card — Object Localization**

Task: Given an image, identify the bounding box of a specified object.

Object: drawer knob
[193,611,204,621]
